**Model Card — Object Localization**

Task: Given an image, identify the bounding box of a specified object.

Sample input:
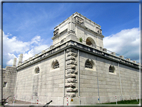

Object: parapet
[17,40,140,70]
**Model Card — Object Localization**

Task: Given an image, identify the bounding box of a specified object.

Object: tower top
[52,12,104,49]
[54,12,101,30]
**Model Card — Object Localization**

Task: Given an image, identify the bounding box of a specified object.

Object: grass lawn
[76,99,141,107]
[102,99,141,104]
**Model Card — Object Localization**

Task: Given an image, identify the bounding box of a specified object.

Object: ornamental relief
[74,16,84,24]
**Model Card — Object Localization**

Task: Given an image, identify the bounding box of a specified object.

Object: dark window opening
[53,61,59,69]
[3,82,7,87]
[85,60,93,69]
[109,65,115,73]
[86,38,92,45]
[35,67,40,74]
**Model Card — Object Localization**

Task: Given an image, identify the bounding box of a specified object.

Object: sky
[1,2,140,68]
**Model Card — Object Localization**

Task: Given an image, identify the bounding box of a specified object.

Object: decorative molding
[17,40,140,71]
[74,16,84,24]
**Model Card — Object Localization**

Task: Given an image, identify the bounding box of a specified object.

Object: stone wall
[2,40,140,105]
[15,52,65,105]
[78,50,139,105]
[3,66,17,103]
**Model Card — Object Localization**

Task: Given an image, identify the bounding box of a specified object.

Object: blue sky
[2,2,140,68]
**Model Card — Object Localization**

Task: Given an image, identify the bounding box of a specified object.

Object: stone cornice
[17,40,140,71]
[54,18,69,30]
[69,41,140,69]
[73,12,101,27]
[54,12,101,30]
[52,29,67,40]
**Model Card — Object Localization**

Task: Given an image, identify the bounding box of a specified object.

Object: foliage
[79,38,82,42]
[103,99,140,104]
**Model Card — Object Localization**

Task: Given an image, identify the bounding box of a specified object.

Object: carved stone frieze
[74,16,84,24]
[68,30,75,34]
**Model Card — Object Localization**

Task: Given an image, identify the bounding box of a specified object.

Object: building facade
[3,12,141,105]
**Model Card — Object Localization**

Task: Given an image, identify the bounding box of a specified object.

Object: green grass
[103,99,141,104]
[76,99,141,107]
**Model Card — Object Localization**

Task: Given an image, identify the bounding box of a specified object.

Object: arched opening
[52,60,59,69]
[86,37,96,47]
[85,59,93,69]
[109,65,115,73]
[3,82,7,87]
[35,66,40,74]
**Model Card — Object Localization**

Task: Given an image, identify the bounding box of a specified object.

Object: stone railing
[17,40,140,70]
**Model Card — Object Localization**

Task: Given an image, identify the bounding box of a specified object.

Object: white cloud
[6,53,17,66]
[22,44,49,61]
[31,36,41,44]
[1,30,49,67]
[2,27,140,67]
[3,32,30,54]
[104,28,140,62]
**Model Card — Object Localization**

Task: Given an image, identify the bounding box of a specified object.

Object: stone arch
[109,65,115,73]
[85,59,96,71]
[52,60,59,69]
[85,59,93,69]
[3,82,7,87]
[35,66,40,74]
[86,37,96,47]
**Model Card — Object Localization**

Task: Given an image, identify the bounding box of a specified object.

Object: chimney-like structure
[13,58,17,67]
[18,54,23,65]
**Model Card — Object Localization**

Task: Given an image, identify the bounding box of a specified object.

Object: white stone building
[3,12,141,105]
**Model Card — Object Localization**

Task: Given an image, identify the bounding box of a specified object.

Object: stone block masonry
[65,48,78,98]
[2,12,141,105]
